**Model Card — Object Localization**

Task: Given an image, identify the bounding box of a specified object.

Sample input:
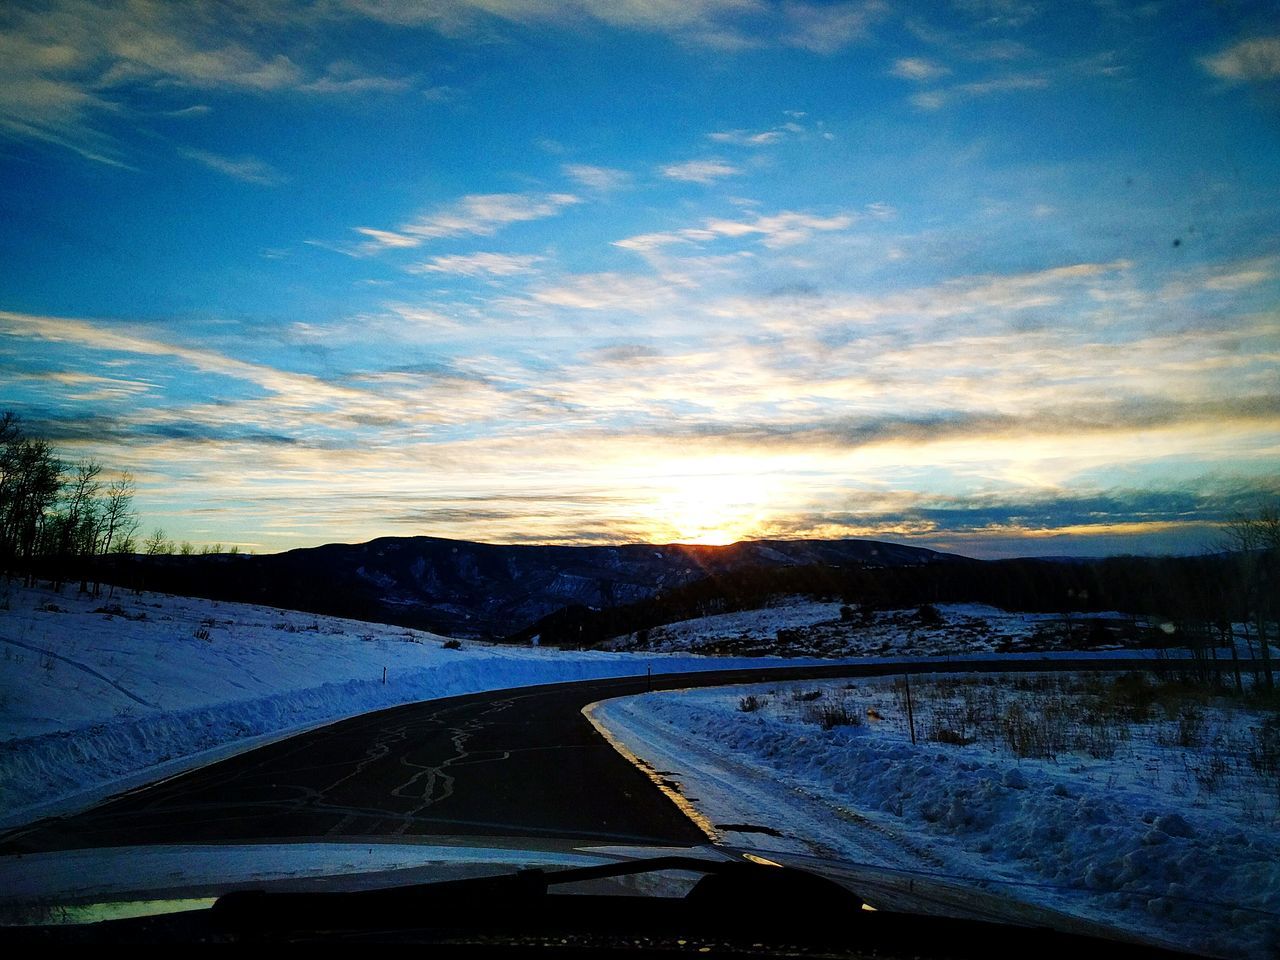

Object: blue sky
[2,0,1278,556]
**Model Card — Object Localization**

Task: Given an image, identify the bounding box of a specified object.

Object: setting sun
[644,468,778,545]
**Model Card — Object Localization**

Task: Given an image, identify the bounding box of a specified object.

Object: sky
[1,0,1278,558]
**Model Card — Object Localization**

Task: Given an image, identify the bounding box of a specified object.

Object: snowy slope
[0,583,824,824]
[601,598,1166,658]
[590,678,1280,959]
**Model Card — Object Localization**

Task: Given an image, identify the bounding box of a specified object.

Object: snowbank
[591,679,1280,959]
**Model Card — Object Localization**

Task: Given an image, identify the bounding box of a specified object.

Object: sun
[646,469,776,546]
[686,528,738,546]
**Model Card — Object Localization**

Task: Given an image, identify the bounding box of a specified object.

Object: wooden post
[904,673,916,746]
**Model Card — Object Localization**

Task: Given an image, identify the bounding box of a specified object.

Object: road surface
[1,658,1179,855]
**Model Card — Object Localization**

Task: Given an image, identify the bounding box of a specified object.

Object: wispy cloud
[0,1,883,168]
[348,0,887,54]
[905,17,1035,62]
[889,56,950,81]
[1200,36,1280,82]
[353,228,420,249]
[652,396,1280,451]
[707,111,817,146]
[298,61,412,95]
[411,252,546,277]
[0,5,127,166]
[782,1,888,54]
[178,147,283,185]
[616,208,861,252]
[0,309,364,410]
[757,480,1280,556]
[561,163,632,190]
[521,273,680,312]
[911,73,1048,110]
[708,128,786,146]
[0,308,543,458]
[950,0,1044,31]
[8,369,156,404]
[659,158,743,183]
[356,192,581,252]
[0,0,423,165]
[399,192,581,240]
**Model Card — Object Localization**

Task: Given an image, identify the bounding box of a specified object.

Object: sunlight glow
[642,466,780,545]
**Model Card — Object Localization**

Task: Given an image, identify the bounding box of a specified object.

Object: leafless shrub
[927,701,973,745]
[1160,706,1206,748]
[1002,700,1070,760]
[1193,753,1231,791]
[739,694,767,713]
[1178,706,1206,747]
[805,700,860,730]
[1078,715,1127,759]
[1249,717,1280,777]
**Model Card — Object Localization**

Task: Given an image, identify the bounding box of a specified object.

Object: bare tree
[0,414,157,594]
[93,472,138,596]
[0,423,64,585]
[144,527,174,555]
[53,459,102,592]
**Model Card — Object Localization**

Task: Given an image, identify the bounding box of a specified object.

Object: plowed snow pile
[592,674,1280,959]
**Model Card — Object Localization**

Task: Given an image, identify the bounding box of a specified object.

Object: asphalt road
[1,657,1179,855]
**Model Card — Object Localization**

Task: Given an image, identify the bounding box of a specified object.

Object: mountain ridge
[104,534,968,638]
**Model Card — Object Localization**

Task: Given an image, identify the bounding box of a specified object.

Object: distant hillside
[97,536,961,638]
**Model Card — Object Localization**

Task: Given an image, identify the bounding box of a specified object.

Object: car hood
[0,837,727,923]
[0,835,1179,952]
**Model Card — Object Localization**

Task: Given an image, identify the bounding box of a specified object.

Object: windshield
[1,0,1278,956]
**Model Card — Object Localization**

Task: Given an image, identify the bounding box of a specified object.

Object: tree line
[0,412,138,594]
[0,411,198,595]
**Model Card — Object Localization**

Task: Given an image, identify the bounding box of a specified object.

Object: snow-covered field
[601,598,1166,658]
[591,674,1280,959]
[0,582,826,824]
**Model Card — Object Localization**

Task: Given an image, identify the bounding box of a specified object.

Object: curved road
[1,657,1181,855]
